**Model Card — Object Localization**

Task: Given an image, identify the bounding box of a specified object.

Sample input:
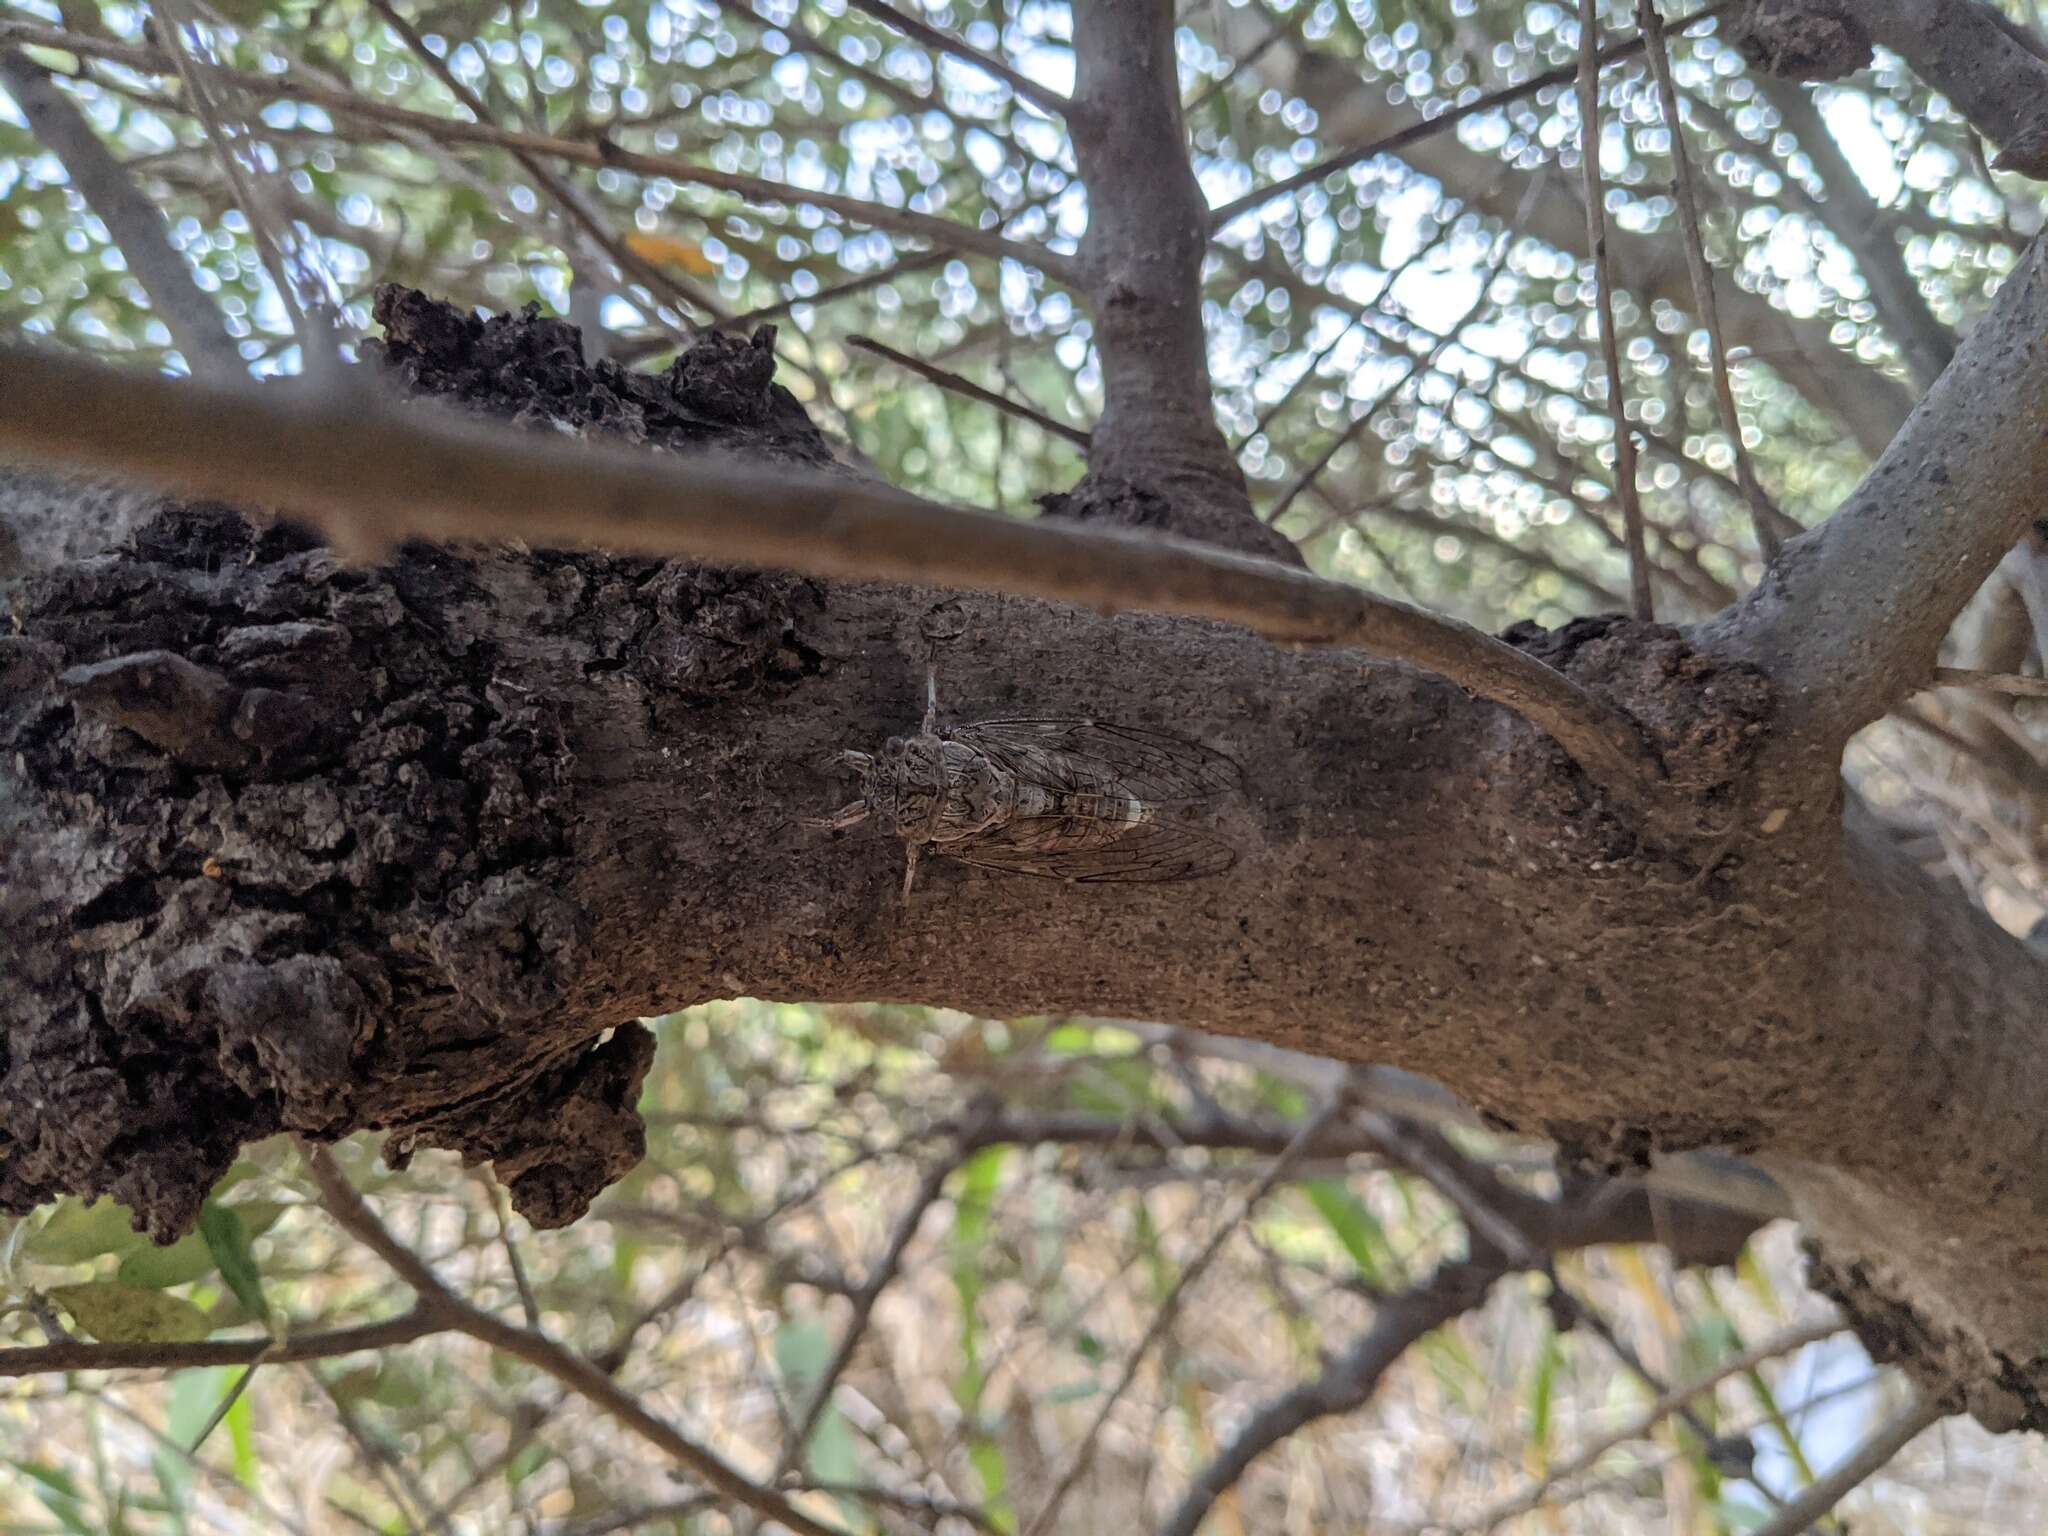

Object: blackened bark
[3,291,2046,1432]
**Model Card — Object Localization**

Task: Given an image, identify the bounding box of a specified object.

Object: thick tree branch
[5,293,2046,1436]
[0,48,241,381]
[1063,0,1300,563]
[0,341,1666,801]
[1705,236,2048,766]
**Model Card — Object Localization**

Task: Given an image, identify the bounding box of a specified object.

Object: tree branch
[1704,237,2048,765]
[1160,1166,1793,1536]
[0,48,241,381]
[0,1307,443,1376]
[1576,0,1654,620]
[0,340,1666,803]
[847,333,1091,447]
[1740,0,2048,180]
[1064,0,1300,563]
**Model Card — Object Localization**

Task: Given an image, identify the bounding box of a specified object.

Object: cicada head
[868,732,948,839]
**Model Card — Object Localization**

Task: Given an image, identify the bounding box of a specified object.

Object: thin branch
[1159,1263,1489,1536]
[303,1146,853,1536]
[0,1308,444,1376]
[1205,0,1739,231]
[153,0,329,373]
[1266,231,1516,526]
[362,0,714,331]
[1461,1318,1844,1532]
[1575,0,1653,621]
[1927,667,2048,699]
[0,342,1667,803]
[840,0,1067,118]
[1745,1393,1950,1536]
[0,20,1073,282]
[721,251,948,332]
[1634,0,1781,563]
[0,48,240,380]
[1019,1095,1346,1536]
[776,1137,972,1475]
[848,334,1091,446]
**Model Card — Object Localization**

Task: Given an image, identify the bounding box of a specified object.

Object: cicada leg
[901,841,923,900]
[801,798,872,831]
[802,751,874,830]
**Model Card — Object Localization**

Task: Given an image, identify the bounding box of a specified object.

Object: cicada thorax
[867,731,1019,846]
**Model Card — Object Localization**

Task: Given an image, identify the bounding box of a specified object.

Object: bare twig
[152,0,331,373]
[1266,231,1516,526]
[303,1146,852,1536]
[363,0,715,331]
[0,342,1668,802]
[1019,1095,1346,1536]
[1461,1317,1843,1532]
[1205,0,1739,231]
[848,334,1091,447]
[1745,1393,1950,1536]
[0,20,1073,281]
[1927,667,2048,699]
[840,0,1067,118]
[1160,1263,1490,1536]
[0,48,240,380]
[776,1137,974,1474]
[1575,0,1652,620]
[0,1308,444,1376]
[1634,0,1782,564]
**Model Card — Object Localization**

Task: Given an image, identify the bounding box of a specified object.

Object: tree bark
[3,287,2046,1431]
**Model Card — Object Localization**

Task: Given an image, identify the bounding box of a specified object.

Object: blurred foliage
[6,1000,1988,1534]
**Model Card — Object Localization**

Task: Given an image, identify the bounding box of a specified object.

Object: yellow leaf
[625,232,717,277]
[48,1281,211,1344]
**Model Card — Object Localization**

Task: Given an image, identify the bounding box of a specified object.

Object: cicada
[806,655,1241,898]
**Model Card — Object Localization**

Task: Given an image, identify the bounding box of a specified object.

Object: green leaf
[118,1233,219,1291]
[47,1281,210,1344]
[25,1197,148,1265]
[1301,1180,1392,1288]
[199,1201,270,1327]
[1527,1325,1563,1452]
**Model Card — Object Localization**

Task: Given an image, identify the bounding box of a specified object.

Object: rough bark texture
[5,289,2047,1431]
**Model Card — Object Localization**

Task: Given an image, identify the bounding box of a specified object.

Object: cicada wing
[949,817,1239,883]
[948,719,1243,804]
